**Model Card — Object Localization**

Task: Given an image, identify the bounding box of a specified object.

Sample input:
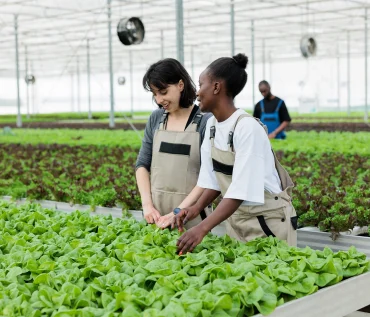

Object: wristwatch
[173,207,181,215]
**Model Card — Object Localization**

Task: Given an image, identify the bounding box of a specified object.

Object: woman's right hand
[143,204,161,224]
[171,206,201,232]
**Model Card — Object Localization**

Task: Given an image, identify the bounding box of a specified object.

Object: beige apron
[151,110,207,229]
[210,113,297,246]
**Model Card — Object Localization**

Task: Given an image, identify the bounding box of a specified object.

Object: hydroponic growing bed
[1,200,369,317]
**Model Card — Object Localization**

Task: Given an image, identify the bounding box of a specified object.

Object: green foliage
[1,130,369,155]
[1,142,369,234]
[0,129,143,149]
[0,200,368,317]
[0,144,142,210]
[0,111,152,123]
[271,131,370,155]
[276,151,370,233]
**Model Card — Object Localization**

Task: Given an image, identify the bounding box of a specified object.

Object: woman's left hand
[156,213,175,229]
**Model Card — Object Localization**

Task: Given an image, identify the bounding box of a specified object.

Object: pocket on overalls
[151,152,190,193]
[227,207,284,242]
[255,208,286,239]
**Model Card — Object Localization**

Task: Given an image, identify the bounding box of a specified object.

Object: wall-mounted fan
[25,74,36,85]
[300,35,317,58]
[117,76,126,85]
[117,17,145,46]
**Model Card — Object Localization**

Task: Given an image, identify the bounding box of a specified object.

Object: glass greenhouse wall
[0,0,369,117]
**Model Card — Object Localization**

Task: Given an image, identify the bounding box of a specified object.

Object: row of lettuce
[0,201,369,316]
[1,140,369,234]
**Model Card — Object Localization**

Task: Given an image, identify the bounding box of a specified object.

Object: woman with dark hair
[173,53,298,253]
[136,58,211,229]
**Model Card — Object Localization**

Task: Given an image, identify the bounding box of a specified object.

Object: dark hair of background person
[206,53,249,98]
[259,80,270,87]
[142,58,196,108]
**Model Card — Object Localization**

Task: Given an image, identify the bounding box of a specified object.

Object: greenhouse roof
[0,0,369,77]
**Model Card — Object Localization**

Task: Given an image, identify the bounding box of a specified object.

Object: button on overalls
[151,109,207,229]
[260,99,286,139]
[210,113,297,246]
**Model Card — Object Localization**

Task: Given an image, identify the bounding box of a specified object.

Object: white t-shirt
[197,109,282,206]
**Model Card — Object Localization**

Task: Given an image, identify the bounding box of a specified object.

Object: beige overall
[151,110,207,229]
[210,114,297,246]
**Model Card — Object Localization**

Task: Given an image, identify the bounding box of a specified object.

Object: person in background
[172,54,297,254]
[136,58,211,229]
[253,80,291,139]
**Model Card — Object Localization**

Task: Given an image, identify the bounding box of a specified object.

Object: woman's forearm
[199,198,243,233]
[178,185,205,209]
[135,167,153,207]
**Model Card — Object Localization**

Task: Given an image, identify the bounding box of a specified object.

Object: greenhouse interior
[0,0,370,316]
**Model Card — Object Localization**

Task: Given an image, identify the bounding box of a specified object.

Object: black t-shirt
[185,105,200,129]
[253,97,292,122]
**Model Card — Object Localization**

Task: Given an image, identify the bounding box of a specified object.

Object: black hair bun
[232,53,248,69]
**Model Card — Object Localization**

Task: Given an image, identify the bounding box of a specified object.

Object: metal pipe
[191,46,194,80]
[14,15,22,127]
[365,7,368,122]
[129,50,134,118]
[251,20,255,106]
[160,30,164,59]
[337,44,340,110]
[71,73,74,111]
[31,61,35,114]
[77,56,80,112]
[347,31,351,116]
[269,51,272,84]
[25,45,30,119]
[262,39,266,79]
[87,39,92,119]
[230,0,235,56]
[108,0,115,128]
[176,0,184,64]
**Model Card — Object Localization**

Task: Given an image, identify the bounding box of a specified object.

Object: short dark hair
[206,53,249,98]
[259,80,270,87]
[142,58,196,108]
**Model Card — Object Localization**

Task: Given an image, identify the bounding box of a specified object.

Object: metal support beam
[262,39,266,80]
[269,51,272,84]
[108,0,115,128]
[251,20,255,106]
[365,7,369,122]
[71,73,74,111]
[77,56,80,112]
[337,44,340,110]
[14,15,22,127]
[25,45,30,119]
[191,46,194,80]
[87,39,92,120]
[347,31,351,116]
[31,61,35,114]
[230,0,235,56]
[129,51,134,118]
[176,0,184,64]
[160,30,164,59]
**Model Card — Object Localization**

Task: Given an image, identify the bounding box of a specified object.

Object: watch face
[173,208,181,215]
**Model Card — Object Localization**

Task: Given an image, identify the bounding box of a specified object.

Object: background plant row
[1,143,369,234]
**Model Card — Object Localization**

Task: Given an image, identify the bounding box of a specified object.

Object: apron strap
[260,100,265,113]
[227,113,252,151]
[209,117,216,147]
[276,99,283,112]
[186,112,203,132]
[158,112,169,130]
[271,149,294,192]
